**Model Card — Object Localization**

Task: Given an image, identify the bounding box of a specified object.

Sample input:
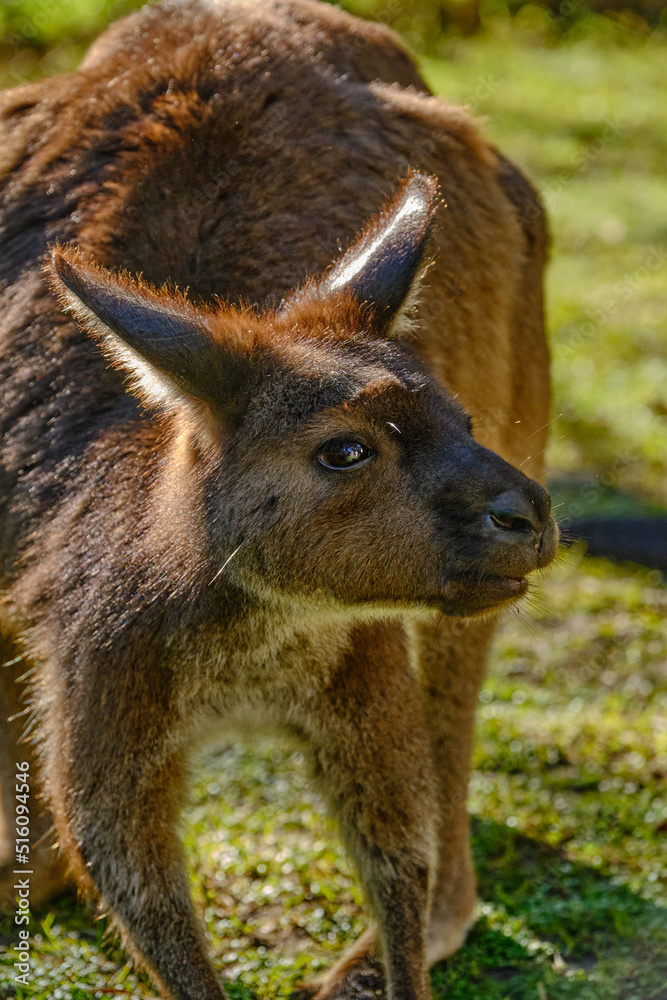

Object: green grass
[1,10,666,1000]
[0,1,139,48]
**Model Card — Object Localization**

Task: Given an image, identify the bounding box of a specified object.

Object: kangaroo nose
[488,490,547,538]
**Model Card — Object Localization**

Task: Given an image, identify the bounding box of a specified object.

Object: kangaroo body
[0,3,553,999]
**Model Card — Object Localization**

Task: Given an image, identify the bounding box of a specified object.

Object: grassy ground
[0,12,666,1000]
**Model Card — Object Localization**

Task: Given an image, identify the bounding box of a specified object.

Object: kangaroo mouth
[433,572,530,617]
[479,574,529,597]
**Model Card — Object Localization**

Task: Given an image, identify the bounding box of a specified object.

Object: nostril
[489,510,535,534]
[488,490,543,536]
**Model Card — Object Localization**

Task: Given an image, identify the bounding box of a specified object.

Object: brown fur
[0,2,554,999]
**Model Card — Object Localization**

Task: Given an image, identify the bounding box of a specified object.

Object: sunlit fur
[0,3,553,1000]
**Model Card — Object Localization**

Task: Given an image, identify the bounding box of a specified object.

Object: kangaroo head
[49,173,557,619]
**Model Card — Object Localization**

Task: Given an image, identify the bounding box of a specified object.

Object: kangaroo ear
[48,248,252,421]
[320,171,439,337]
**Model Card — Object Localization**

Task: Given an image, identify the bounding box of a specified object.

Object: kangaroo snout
[486,489,557,572]
[429,443,557,615]
[486,480,558,567]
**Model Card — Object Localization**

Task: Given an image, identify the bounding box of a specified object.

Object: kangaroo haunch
[0,2,556,999]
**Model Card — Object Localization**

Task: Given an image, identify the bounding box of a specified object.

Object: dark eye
[316,439,373,471]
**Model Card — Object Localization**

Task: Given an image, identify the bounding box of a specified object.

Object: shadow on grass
[432,817,667,1000]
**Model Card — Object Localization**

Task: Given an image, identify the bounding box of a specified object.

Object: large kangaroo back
[0,0,548,479]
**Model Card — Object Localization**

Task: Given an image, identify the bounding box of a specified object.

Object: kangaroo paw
[295,929,385,1000]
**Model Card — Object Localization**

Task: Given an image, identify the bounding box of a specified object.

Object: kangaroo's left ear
[319,171,440,337]
[47,247,255,423]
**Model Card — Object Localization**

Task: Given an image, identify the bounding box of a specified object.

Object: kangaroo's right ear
[317,171,440,338]
[48,248,254,421]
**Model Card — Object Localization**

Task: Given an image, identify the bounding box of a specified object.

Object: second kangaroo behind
[0,1,557,999]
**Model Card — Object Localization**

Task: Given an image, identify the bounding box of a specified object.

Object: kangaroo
[0,2,556,999]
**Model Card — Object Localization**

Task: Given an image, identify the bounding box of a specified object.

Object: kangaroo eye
[316,439,373,471]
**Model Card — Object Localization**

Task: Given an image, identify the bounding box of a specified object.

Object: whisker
[510,602,541,640]
[518,444,548,469]
[403,608,431,627]
[209,543,243,585]
[525,412,562,441]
